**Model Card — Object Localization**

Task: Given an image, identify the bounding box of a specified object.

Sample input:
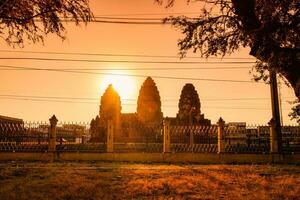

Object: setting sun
[100,71,136,99]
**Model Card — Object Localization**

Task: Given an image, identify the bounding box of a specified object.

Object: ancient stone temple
[100,84,121,119]
[89,116,102,142]
[172,83,211,125]
[90,85,122,142]
[137,77,163,126]
[99,84,121,134]
[90,77,163,142]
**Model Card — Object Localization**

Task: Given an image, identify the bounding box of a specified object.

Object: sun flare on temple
[90,76,211,142]
[100,72,136,100]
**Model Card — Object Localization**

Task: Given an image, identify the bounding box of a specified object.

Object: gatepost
[163,118,171,153]
[257,126,261,146]
[189,128,194,151]
[269,118,278,153]
[48,115,58,152]
[107,120,114,153]
[217,117,225,154]
[81,136,85,144]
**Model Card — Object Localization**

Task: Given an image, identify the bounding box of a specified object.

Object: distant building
[227,122,246,128]
[0,115,24,124]
[36,123,87,143]
[0,115,25,135]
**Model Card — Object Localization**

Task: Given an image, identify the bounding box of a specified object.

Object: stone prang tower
[99,84,121,133]
[137,77,163,126]
[177,83,210,125]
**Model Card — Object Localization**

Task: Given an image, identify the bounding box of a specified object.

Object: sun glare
[100,72,136,99]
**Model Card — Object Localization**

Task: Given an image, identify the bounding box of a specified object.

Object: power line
[0,94,295,102]
[0,96,292,111]
[0,65,256,83]
[93,17,166,21]
[0,49,255,60]
[69,19,168,25]
[0,57,256,64]
[94,12,202,17]
[63,16,199,25]
[0,97,98,105]
[0,94,100,101]
[34,18,167,25]
[0,65,250,71]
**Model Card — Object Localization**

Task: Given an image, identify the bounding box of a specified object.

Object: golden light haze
[0,0,296,124]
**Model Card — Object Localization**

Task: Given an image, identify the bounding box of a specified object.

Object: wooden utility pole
[269,70,282,153]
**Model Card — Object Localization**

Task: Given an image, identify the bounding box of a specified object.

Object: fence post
[269,118,278,153]
[217,117,225,154]
[163,118,171,153]
[257,126,261,146]
[107,120,114,153]
[48,115,58,152]
[189,128,194,146]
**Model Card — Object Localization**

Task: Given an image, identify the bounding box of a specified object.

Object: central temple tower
[137,77,163,126]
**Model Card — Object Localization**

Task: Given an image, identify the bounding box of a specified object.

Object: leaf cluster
[0,0,93,47]
[162,0,299,59]
[163,0,251,58]
[288,100,300,124]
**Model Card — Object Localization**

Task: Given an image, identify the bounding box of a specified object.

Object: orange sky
[0,0,297,125]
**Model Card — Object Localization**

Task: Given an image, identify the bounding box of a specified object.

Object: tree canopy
[0,0,92,47]
[157,0,299,101]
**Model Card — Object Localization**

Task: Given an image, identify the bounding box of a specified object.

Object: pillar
[163,118,171,153]
[269,118,278,153]
[217,117,225,154]
[48,115,58,152]
[189,129,194,146]
[257,126,261,146]
[107,120,114,153]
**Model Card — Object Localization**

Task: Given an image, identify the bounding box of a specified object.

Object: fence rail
[0,118,299,154]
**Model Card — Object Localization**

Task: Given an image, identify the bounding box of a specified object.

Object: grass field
[0,162,299,200]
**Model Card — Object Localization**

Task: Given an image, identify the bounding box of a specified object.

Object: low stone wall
[0,152,300,164]
[0,152,54,162]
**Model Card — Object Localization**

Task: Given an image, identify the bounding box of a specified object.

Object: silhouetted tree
[157,0,299,102]
[0,0,92,47]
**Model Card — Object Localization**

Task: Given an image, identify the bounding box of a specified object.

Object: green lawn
[0,162,299,199]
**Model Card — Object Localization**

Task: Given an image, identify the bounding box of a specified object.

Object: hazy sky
[0,0,297,125]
